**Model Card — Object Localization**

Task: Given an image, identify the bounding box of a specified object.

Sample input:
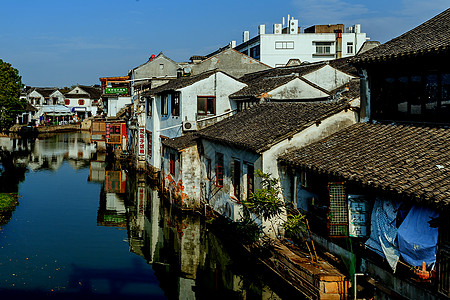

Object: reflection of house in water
[124,173,285,299]
[97,168,128,228]
[28,132,96,171]
[88,153,107,183]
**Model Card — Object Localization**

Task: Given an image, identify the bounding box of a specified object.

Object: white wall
[107,96,131,117]
[269,77,329,99]
[302,64,356,92]
[147,72,247,170]
[258,32,367,67]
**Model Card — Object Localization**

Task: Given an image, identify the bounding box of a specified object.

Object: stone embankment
[9,119,92,134]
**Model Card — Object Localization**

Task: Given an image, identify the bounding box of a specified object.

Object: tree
[242,170,307,243]
[0,59,25,130]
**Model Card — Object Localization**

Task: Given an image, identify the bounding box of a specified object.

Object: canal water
[0,132,290,299]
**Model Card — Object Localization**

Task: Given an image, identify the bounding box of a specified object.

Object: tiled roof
[278,122,450,210]
[29,87,58,98]
[78,86,102,99]
[231,58,358,99]
[162,133,198,151]
[198,100,350,153]
[354,8,450,63]
[65,93,89,99]
[145,70,225,96]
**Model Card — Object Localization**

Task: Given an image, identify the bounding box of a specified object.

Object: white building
[65,85,101,120]
[143,70,247,171]
[230,16,368,67]
[99,76,131,117]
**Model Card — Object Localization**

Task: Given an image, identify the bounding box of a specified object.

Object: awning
[43,105,73,116]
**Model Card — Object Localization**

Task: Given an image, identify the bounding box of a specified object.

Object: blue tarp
[365,197,401,272]
[397,205,439,267]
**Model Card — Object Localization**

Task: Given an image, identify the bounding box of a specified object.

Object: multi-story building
[226,16,369,67]
[99,76,131,117]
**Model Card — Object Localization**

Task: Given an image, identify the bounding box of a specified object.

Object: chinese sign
[348,194,370,238]
[105,87,128,94]
[139,128,145,156]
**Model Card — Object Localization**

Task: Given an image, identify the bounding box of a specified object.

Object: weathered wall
[269,77,329,99]
[201,139,261,221]
[190,48,271,78]
[162,145,202,210]
[133,55,179,80]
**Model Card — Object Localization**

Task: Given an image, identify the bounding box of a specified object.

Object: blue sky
[0,0,448,88]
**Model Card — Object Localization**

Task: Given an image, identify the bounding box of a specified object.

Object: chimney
[259,24,266,35]
[230,40,236,48]
[243,31,250,42]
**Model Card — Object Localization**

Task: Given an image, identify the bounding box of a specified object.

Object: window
[206,158,212,180]
[147,98,152,117]
[247,164,254,200]
[242,49,249,56]
[327,182,348,238]
[215,152,224,187]
[250,45,260,59]
[314,42,332,55]
[347,42,353,54]
[65,99,70,105]
[160,64,164,70]
[78,99,85,105]
[171,92,180,116]
[197,96,215,115]
[231,159,241,200]
[161,94,169,116]
[275,41,294,49]
[169,153,175,175]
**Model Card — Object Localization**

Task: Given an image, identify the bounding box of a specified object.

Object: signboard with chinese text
[105,87,128,94]
[139,128,145,156]
[348,194,370,238]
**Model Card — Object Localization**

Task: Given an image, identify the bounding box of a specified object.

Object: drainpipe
[353,273,365,300]
[336,29,342,59]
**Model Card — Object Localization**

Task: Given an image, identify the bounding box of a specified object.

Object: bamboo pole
[306,219,319,262]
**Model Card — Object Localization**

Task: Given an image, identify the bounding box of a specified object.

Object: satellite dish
[183,67,191,74]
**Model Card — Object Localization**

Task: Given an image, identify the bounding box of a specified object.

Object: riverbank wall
[9,124,82,134]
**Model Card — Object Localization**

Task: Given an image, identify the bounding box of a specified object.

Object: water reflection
[124,172,284,299]
[0,132,286,299]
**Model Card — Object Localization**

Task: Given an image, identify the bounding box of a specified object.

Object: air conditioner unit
[182,120,197,131]
[289,19,298,34]
[273,23,282,34]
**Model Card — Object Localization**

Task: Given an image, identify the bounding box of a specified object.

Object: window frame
[231,159,241,201]
[346,42,353,54]
[314,41,333,55]
[275,41,294,49]
[161,93,169,116]
[171,92,180,117]
[246,163,254,200]
[197,96,216,116]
